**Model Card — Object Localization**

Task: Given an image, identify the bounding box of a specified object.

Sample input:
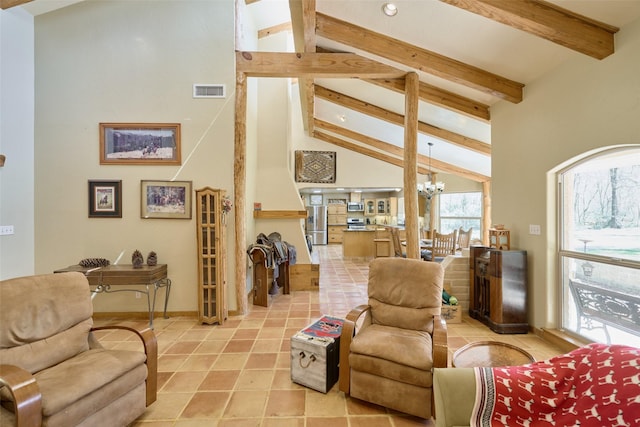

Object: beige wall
[0,8,35,280]
[491,18,640,329]
[32,1,237,312]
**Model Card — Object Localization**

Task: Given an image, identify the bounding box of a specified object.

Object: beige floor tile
[305,388,347,417]
[180,391,230,419]
[235,369,275,390]
[224,390,268,417]
[264,390,306,417]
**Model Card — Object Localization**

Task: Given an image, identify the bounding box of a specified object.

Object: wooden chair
[423,229,458,262]
[390,228,406,257]
[457,227,472,251]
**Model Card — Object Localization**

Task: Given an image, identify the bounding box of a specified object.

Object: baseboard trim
[92,311,197,319]
[531,327,590,353]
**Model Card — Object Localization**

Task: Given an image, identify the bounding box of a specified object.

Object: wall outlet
[0,225,14,235]
[529,224,541,235]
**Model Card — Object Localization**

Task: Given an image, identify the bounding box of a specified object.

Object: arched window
[558,147,640,346]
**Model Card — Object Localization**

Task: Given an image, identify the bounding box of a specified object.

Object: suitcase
[290,315,343,393]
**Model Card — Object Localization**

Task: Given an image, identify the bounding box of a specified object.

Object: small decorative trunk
[290,315,343,393]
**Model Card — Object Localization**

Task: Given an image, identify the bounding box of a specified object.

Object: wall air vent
[193,84,226,98]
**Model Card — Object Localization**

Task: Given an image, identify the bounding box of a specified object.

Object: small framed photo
[100,123,181,165]
[88,180,122,218]
[310,194,323,205]
[141,180,192,219]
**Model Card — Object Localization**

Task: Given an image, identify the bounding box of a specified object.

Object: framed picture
[294,150,336,183]
[100,123,181,165]
[88,180,122,218]
[310,194,323,205]
[141,180,192,219]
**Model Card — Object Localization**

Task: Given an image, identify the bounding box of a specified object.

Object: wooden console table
[54,264,171,329]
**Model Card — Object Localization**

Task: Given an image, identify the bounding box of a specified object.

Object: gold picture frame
[100,123,181,165]
[141,180,192,219]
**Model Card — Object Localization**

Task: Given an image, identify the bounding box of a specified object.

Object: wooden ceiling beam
[236,51,406,78]
[366,77,490,122]
[315,46,490,122]
[289,0,316,133]
[316,12,523,103]
[258,22,292,39]
[0,0,31,9]
[440,0,618,60]
[315,85,491,156]
[314,119,488,182]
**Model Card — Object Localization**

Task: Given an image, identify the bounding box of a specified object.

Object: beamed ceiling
[241,0,640,186]
[6,0,640,185]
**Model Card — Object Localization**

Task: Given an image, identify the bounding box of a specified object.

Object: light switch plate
[529,224,541,235]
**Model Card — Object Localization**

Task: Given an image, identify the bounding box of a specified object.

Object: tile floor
[95,245,565,426]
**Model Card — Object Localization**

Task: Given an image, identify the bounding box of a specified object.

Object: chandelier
[419,142,445,200]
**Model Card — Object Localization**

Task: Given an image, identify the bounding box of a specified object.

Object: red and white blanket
[471,343,640,427]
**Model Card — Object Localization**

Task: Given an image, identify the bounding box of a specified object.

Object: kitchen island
[342,229,376,258]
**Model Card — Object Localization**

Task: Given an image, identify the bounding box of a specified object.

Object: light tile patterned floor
[94,245,564,426]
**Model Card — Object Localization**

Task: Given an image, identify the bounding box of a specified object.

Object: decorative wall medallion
[294,150,336,183]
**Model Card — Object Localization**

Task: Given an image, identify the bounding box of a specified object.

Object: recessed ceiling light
[382,3,398,17]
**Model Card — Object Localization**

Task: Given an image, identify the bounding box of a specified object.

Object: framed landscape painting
[88,180,122,218]
[100,123,181,165]
[141,180,192,219]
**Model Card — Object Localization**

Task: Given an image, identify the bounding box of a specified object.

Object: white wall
[491,17,640,329]
[0,8,35,280]
[32,1,237,312]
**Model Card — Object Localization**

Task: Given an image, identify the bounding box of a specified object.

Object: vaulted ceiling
[6,0,640,185]
[243,0,640,185]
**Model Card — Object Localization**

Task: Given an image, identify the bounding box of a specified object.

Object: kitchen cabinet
[376,198,387,215]
[327,203,347,229]
[328,225,346,243]
[364,199,376,216]
[195,187,227,325]
[389,197,398,216]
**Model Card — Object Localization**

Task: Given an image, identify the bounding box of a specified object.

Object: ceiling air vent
[193,84,226,99]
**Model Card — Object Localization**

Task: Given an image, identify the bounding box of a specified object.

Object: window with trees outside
[558,147,640,347]
[438,192,482,240]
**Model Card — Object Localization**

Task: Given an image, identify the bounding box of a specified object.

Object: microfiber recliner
[339,257,448,418]
[0,272,157,426]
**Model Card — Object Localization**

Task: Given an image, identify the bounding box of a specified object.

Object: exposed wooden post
[234,70,248,315]
[404,72,420,259]
[482,180,491,245]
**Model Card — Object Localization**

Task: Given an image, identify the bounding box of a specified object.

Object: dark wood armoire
[469,245,528,334]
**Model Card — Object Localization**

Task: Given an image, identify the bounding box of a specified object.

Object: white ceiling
[246,0,640,182]
[19,0,640,184]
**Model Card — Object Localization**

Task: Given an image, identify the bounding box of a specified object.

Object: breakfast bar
[342,229,376,258]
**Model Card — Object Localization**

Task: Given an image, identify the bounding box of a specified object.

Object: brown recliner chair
[339,258,448,419]
[0,272,157,426]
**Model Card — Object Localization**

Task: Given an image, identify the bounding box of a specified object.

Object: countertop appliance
[347,202,364,212]
[347,217,366,230]
[306,206,328,245]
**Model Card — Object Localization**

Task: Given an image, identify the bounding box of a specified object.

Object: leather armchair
[0,272,157,427]
[339,258,448,419]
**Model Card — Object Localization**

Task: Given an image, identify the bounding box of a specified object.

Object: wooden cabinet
[376,198,387,215]
[195,187,227,325]
[469,246,527,334]
[388,197,398,217]
[328,225,345,243]
[364,199,376,216]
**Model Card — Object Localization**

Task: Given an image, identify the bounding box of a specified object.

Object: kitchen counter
[342,229,376,258]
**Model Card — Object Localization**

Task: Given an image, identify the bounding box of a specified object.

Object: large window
[558,147,640,347]
[438,192,482,240]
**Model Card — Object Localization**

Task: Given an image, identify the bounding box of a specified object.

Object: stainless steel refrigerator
[306,206,328,245]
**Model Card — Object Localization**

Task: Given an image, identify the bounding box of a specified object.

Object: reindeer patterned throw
[471,343,640,427]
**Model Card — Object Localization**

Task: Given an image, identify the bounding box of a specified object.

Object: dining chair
[423,229,458,262]
[390,228,406,257]
[457,227,472,251]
